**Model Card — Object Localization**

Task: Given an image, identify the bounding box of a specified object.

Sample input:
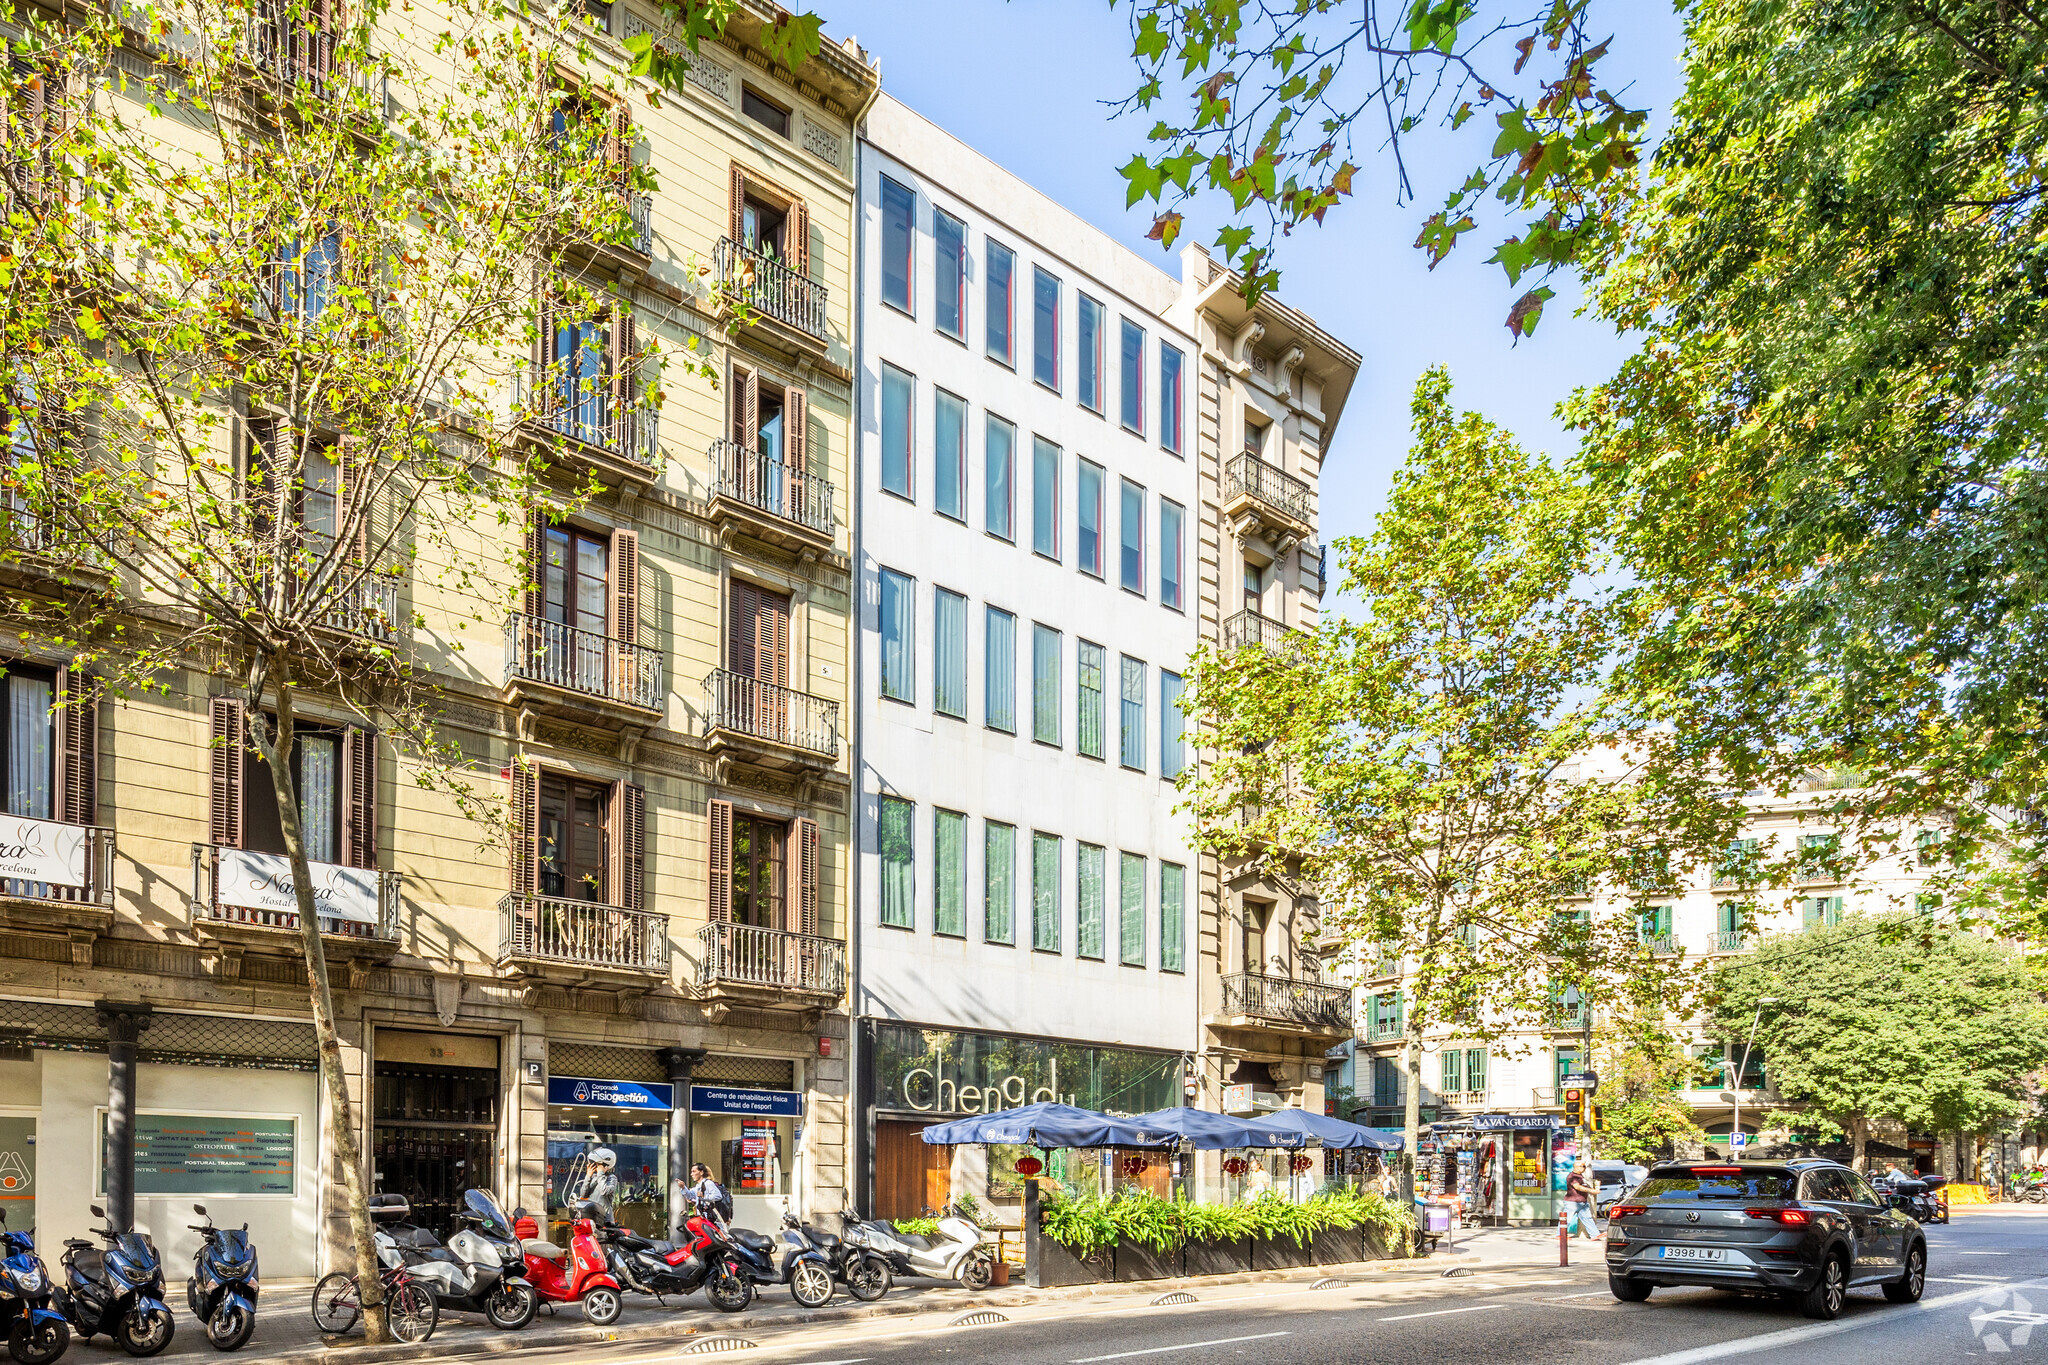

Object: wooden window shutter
[790,199,810,278]
[707,797,733,922]
[739,366,758,452]
[726,578,758,678]
[312,0,336,82]
[607,527,639,646]
[54,667,95,826]
[524,507,548,619]
[606,100,632,190]
[337,434,370,562]
[532,268,558,411]
[510,762,541,895]
[610,779,645,911]
[342,726,377,868]
[794,816,819,936]
[609,306,636,451]
[209,696,245,848]
[728,162,747,245]
[243,416,282,539]
[783,386,806,472]
[759,588,790,688]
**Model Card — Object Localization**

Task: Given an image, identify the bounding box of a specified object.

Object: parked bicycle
[308,1264,436,1344]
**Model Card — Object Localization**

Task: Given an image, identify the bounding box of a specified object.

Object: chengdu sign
[872,1023,1178,1118]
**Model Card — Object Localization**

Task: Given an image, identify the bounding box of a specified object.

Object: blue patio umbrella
[917,1102,1175,1149]
[1119,1107,1310,1150]
[1254,1107,1405,1150]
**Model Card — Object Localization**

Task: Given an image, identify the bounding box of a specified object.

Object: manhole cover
[1310,1277,1347,1290]
[678,1338,759,1355]
[951,1310,1010,1327]
[1151,1291,1198,1306]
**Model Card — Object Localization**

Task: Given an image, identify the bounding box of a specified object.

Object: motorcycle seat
[803,1227,841,1250]
[892,1231,939,1252]
[730,1229,773,1252]
[407,1246,461,1264]
[522,1240,568,1262]
[68,1248,104,1278]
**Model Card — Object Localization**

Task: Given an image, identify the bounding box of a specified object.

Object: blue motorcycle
[184,1205,258,1352]
[53,1206,172,1357]
[0,1208,68,1365]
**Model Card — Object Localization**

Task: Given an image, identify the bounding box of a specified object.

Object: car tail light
[1609,1204,1648,1218]
[1690,1166,1744,1175]
[1745,1207,1811,1225]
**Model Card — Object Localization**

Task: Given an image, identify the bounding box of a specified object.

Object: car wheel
[1800,1253,1847,1320]
[1609,1275,1653,1303]
[1884,1244,1926,1304]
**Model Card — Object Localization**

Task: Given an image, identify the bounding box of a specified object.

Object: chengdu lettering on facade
[872,1022,1178,1117]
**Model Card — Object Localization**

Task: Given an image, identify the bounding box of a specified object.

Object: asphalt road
[528,1207,2048,1365]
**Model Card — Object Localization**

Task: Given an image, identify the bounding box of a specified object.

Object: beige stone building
[0,0,877,1274]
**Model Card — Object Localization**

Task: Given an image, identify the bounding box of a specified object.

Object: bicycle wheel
[310,1273,361,1336]
[387,1282,437,1344]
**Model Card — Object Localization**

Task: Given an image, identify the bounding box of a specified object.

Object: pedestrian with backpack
[682,1162,734,1225]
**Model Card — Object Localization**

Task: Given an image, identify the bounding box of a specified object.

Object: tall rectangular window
[1120,318,1145,433]
[1032,436,1060,560]
[984,821,1016,945]
[878,568,914,702]
[1159,669,1185,778]
[934,388,966,520]
[1077,842,1105,959]
[933,587,966,719]
[1466,1048,1487,1093]
[1119,851,1145,966]
[1032,624,1060,746]
[986,240,1015,365]
[985,606,1016,732]
[933,808,966,937]
[880,363,913,499]
[1159,342,1184,453]
[1078,294,1104,412]
[1119,654,1145,771]
[880,175,915,315]
[933,207,966,341]
[1119,479,1144,593]
[1032,831,1060,952]
[1159,862,1185,972]
[879,794,914,928]
[1077,641,1105,759]
[1077,459,1103,576]
[1032,267,1060,391]
[985,414,1015,541]
[1159,498,1184,609]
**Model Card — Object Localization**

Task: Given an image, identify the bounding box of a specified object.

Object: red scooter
[512,1203,622,1325]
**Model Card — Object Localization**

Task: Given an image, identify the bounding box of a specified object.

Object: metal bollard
[1559,1202,1569,1267]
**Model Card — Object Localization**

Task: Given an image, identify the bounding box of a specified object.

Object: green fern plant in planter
[1039,1193,1119,1261]
[1103,1192,1182,1254]
[1177,1198,1255,1244]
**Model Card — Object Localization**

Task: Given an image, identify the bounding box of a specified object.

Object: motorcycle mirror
[193,1204,207,1217]
[89,1205,104,1219]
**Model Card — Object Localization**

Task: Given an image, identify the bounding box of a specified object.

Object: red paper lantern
[1119,1154,1148,1178]
[1015,1156,1044,1177]
[1222,1157,1250,1178]
[1290,1154,1315,1174]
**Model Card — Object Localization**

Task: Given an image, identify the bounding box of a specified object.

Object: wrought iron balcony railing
[1714,929,1750,953]
[709,438,834,537]
[1221,610,1292,652]
[623,190,653,256]
[715,237,828,341]
[703,669,838,759]
[500,892,670,973]
[505,614,664,712]
[1223,453,1313,528]
[1222,971,1352,1031]
[1639,933,1680,956]
[189,842,400,940]
[321,576,399,641]
[529,385,659,469]
[0,823,115,909]
[697,921,845,997]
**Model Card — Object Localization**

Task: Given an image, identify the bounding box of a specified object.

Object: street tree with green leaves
[1588,1008,1707,1163]
[0,0,720,1336]
[1180,367,1737,1184]
[1711,916,2048,1172]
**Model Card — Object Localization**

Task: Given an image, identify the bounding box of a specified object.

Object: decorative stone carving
[433,973,462,1027]
[801,118,842,167]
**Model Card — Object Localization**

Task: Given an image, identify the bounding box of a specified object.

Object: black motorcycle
[53,1206,173,1358]
[0,1208,67,1365]
[724,1216,833,1308]
[184,1204,258,1352]
[782,1211,889,1303]
[1884,1174,1950,1225]
[587,1204,752,1313]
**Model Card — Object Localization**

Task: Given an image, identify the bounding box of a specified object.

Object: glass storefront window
[546,1109,668,1239]
[692,1114,793,1225]
[872,1023,1178,1117]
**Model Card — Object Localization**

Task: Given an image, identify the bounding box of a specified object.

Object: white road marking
[1958,1250,2010,1255]
[1379,1304,1508,1322]
[1618,1280,2048,1365]
[1931,1275,2010,1283]
[1071,1331,1291,1362]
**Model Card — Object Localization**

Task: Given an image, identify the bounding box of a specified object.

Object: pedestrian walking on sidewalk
[1564,1164,1600,1240]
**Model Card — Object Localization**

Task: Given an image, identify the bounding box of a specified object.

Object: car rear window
[1596,1172,1624,1185]
[1638,1169,1797,1201]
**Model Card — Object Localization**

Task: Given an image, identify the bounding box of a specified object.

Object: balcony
[707,439,835,550]
[1552,1000,1589,1030]
[1221,610,1294,652]
[523,381,660,484]
[703,669,839,771]
[695,922,846,1012]
[0,822,117,940]
[1710,860,1760,890]
[715,237,829,349]
[189,842,401,978]
[1219,971,1351,1035]
[499,892,670,988]
[1714,929,1750,953]
[241,8,370,101]
[1639,933,1680,956]
[1221,454,1313,548]
[503,614,664,722]
[319,576,400,643]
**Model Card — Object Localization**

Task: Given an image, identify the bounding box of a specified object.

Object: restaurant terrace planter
[1251,1235,1314,1272]
[1181,1236,1252,1277]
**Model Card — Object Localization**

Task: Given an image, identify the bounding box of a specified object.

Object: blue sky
[823,0,1689,547]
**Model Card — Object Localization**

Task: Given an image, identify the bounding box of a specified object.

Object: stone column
[96,1002,152,1232]
[660,1046,705,1239]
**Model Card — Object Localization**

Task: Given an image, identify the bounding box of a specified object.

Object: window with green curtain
[1031,831,1060,952]
[985,606,1015,732]
[933,588,966,719]
[1159,669,1185,778]
[1119,852,1145,966]
[879,795,914,928]
[1638,905,1671,940]
[984,821,1015,944]
[1465,1048,1487,1093]
[1717,900,1744,933]
[1077,641,1105,759]
[879,568,914,702]
[933,808,966,937]
[1031,624,1060,745]
[1077,843,1105,959]
[1118,654,1145,770]
[1803,895,1843,928]
[1159,862,1185,973]
[1440,1049,1462,1095]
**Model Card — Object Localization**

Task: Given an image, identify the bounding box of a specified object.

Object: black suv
[1605,1159,1927,1319]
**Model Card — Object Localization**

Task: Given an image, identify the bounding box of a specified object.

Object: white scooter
[368,1193,536,1329]
[855,1205,992,1291]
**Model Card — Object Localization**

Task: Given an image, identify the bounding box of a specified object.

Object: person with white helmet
[569,1145,621,1222]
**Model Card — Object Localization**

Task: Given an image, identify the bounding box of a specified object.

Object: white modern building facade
[850,95,1200,1217]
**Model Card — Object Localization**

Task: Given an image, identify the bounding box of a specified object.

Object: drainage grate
[950,1310,1010,1327]
[1151,1291,1198,1306]
[678,1338,759,1355]
[1441,1266,1471,1278]
[1310,1277,1347,1290]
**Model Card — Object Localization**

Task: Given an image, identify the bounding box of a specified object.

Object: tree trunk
[1849,1115,1868,1174]
[1401,1014,1424,1208]
[251,668,388,1344]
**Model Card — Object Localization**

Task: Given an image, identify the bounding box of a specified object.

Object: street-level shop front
[1428,1113,1572,1225]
